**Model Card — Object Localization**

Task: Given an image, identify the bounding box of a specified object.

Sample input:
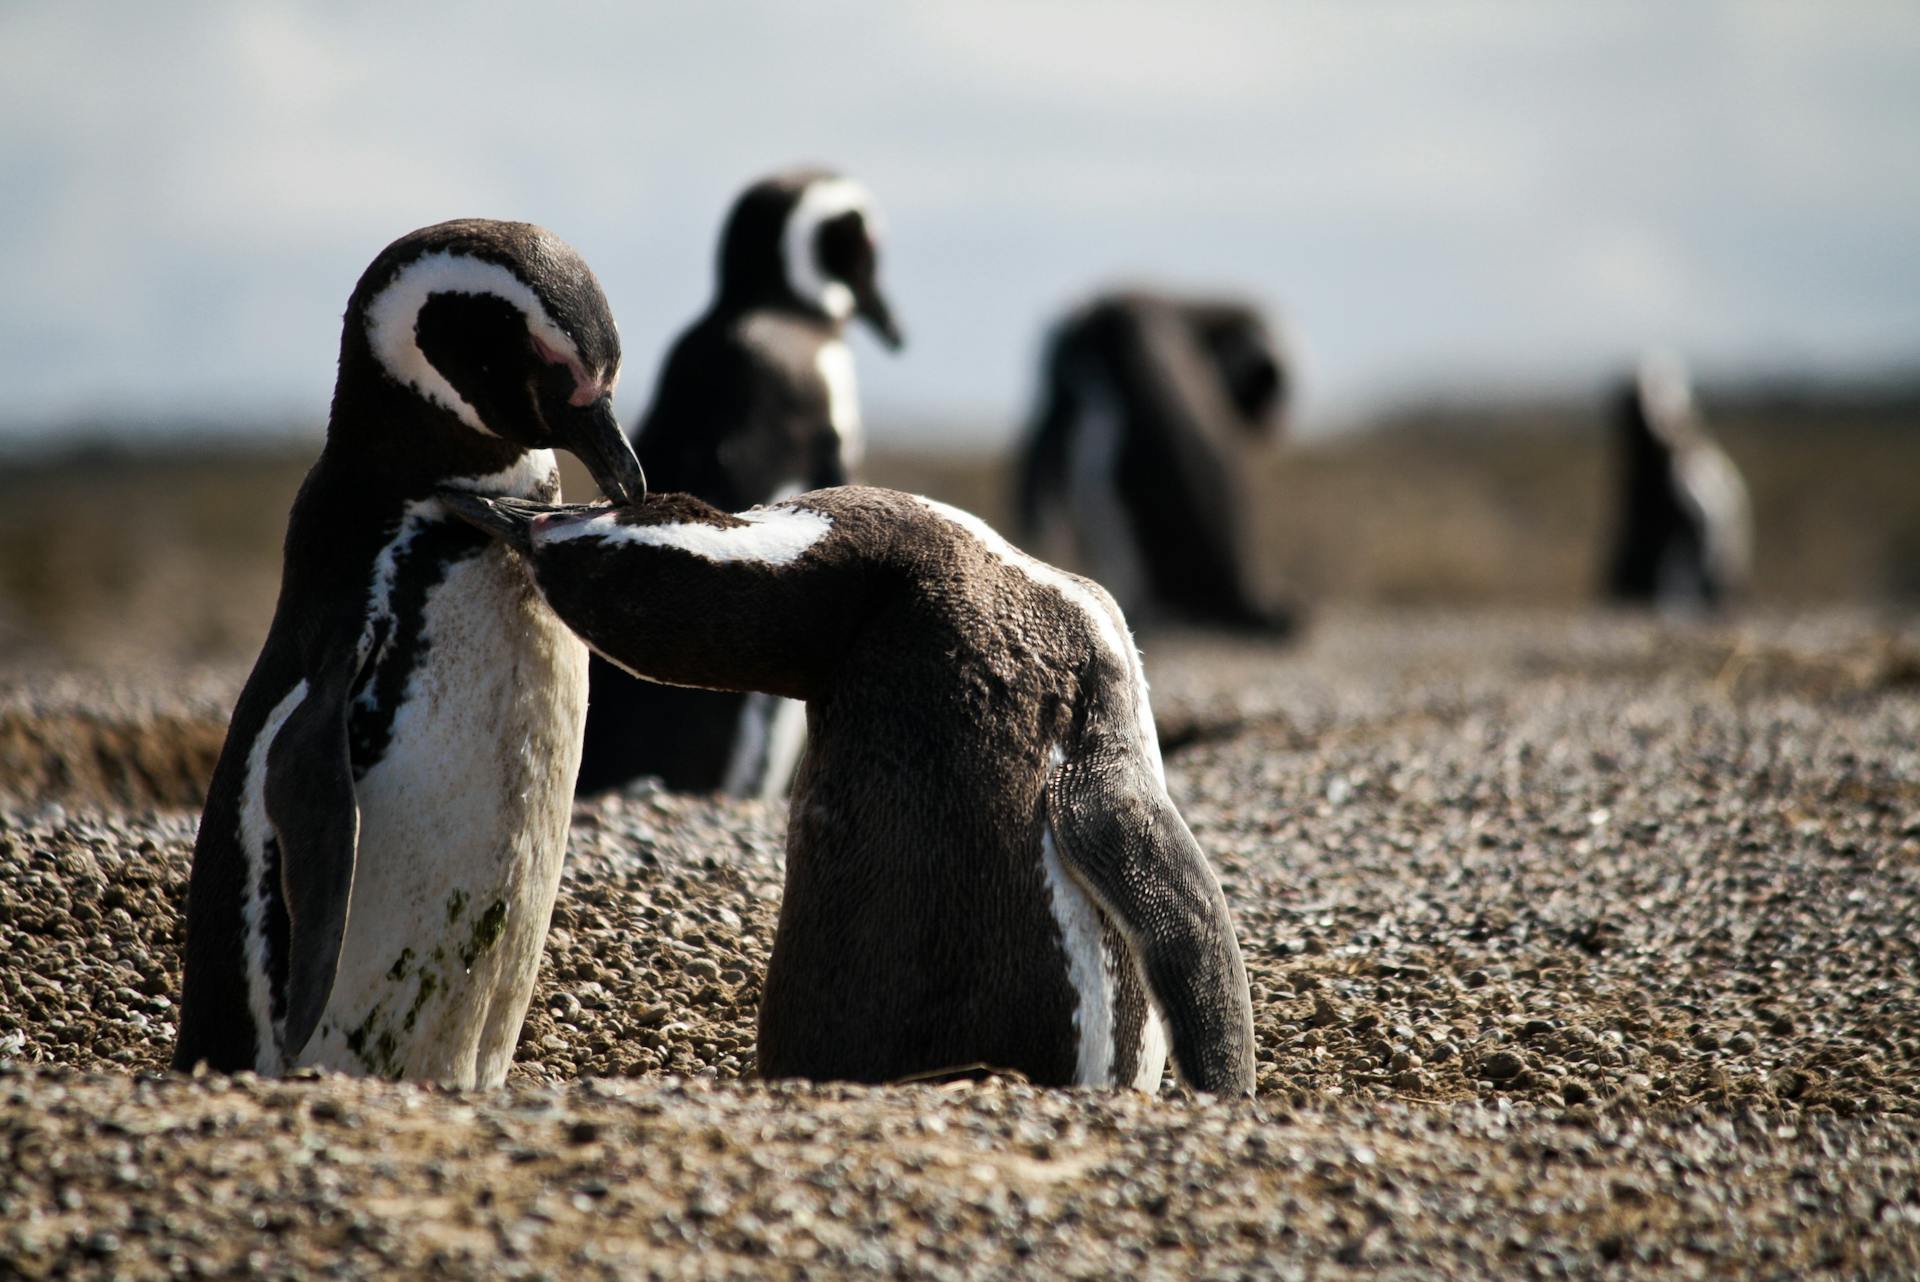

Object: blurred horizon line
[4,360,1915,465]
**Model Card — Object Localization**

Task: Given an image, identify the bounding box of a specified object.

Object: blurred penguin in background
[579,168,903,797]
[1017,290,1298,634]
[1605,354,1752,611]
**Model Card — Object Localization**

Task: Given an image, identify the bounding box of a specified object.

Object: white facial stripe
[238,680,310,1072]
[540,503,833,567]
[816,339,863,467]
[915,495,1165,783]
[365,250,584,435]
[782,178,873,321]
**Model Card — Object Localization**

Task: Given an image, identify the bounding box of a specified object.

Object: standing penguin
[444,485,1257,1096]
[578,168,903,797]
[172,219,646,1085]
[1017,290,1295,633]
[1605,354,1752,610]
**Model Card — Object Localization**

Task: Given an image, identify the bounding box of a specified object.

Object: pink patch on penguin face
[531,332,609,407]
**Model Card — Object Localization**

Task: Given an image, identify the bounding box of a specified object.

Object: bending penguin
[1604,354,1752,610]
[172,219,646,1085]
[442,484,1257,1095]
[1018,289,1296,633]
[578,168,903,798]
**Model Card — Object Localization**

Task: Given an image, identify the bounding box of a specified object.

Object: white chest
[297,543,587,1085]
[816,339,863,468]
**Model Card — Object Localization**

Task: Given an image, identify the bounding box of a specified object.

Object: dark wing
[264,632,366,1057]
[1044,675,1256,1096]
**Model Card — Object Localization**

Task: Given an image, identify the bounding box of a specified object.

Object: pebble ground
[2,608,1917,1279]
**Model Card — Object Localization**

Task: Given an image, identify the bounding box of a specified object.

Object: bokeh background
[2,1,1917,668]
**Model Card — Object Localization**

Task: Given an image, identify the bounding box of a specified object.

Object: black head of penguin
[336,218,645,502]
[716,169,903,349]
[1191,304,1288,434]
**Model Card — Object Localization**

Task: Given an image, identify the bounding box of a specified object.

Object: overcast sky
[2,2,1916,445]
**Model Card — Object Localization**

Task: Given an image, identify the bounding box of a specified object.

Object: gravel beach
[2,608,1917,1279]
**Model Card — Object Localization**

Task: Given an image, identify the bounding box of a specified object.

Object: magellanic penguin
[172,219,646,1085]
[1017,289,1296,634]
[579,168,903,799]
[443,485,1258,1096]
[1604,354,1752,611]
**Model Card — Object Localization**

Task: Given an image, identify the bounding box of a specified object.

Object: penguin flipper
[1044,707,1256,1097]
[264,640,365,1058]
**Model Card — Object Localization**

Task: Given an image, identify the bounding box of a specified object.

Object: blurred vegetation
[1,392,1914,672]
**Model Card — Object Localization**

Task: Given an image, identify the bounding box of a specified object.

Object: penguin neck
[533,495,866,701]
[711,283,841,338]
[324,356,550,503]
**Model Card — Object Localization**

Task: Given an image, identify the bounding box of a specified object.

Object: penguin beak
[439,491,543,554]
[852,277,904,351]
[555,394,647,506]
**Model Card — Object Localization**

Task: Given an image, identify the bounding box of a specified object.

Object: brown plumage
[445,485,1256,1095]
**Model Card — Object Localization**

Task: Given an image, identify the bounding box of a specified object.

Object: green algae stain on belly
[459,899,508,970]
[344,1002,403,1080]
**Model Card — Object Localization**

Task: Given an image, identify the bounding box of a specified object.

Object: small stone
[1609,1178,1650,1205]
[1480,1051,1526,1081]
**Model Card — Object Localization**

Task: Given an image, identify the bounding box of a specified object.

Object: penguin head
[1193,305,1289,433]
[349,219,645,503]
[718,170,904,349]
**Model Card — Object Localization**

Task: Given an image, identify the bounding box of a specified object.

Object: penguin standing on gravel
[172,219,646,1085]
[578,168,903,798]
[1017,290,1295,633]
[443,484,1257,1096]
[1605,354,1752,610]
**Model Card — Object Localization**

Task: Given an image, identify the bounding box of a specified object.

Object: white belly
[297,545,587,1086]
